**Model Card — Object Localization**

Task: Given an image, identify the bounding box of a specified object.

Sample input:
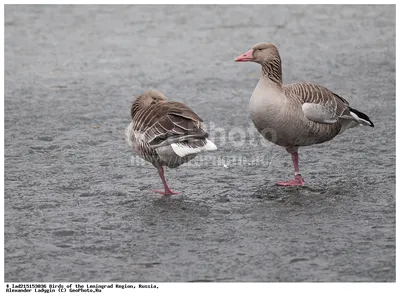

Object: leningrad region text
[5,283,158,293]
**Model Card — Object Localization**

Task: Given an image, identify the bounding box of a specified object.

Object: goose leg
[152,166,180,195]
[276,152,305,186]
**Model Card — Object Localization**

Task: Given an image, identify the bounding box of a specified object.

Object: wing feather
[132,101,208,148]
[284,82,351,124]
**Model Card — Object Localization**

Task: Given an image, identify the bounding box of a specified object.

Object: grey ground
[4,5,395,282]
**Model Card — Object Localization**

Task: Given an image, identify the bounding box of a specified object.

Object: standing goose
[125,90,217,195]
[235,43,374,186]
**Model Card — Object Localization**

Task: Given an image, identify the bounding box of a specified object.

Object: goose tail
[171,139,217,157]
[349,107,374,127]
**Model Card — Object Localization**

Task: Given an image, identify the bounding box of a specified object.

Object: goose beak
[234,49,254,62]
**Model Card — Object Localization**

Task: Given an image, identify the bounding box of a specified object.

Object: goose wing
[133,101,208,148]
[284,82,351,124]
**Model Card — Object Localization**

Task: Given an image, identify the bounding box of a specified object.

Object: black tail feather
[349,107,374,127]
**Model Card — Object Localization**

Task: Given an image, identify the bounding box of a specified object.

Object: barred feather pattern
[281,82,350,144]
[248,43,373,148]
[284,83,350,117]
[127,93,210,168]
[261,56,282,85]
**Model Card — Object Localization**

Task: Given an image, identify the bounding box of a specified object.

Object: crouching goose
[235,43,374,186]
[125,90,217,195]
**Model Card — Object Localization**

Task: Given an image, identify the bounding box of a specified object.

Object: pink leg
[152,167,180,195]
[276,152,305,186]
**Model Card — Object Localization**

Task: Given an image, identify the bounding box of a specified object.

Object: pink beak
[234,49,254,62]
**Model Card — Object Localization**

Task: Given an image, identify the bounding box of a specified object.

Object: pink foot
[152,190,180,196]
[276,175,305,186]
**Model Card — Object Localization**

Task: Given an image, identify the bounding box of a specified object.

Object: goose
[235,43,374,186]
[125,90,217,195]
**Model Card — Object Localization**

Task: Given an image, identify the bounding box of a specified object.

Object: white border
[1,2,398,298]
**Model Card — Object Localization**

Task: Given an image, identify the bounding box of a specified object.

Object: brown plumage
[125,90,217,195]
[235,42,374,186]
